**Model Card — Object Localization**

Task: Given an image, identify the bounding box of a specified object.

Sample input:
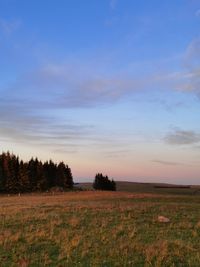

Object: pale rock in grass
[158,216,170,223]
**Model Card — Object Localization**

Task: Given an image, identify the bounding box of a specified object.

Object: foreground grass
[0,192,200,266]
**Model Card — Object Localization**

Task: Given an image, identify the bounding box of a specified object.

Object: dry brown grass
[0,191,200,266]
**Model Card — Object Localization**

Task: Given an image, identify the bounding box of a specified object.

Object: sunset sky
[0,0,200,184]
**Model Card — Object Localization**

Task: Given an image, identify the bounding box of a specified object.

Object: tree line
[93,173,116,191]
[0,152,73,193]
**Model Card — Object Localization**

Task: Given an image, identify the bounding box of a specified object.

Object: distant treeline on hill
[154,185,191,189]
[0,152,73,193]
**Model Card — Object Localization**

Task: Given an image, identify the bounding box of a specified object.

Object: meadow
[0,190,200,267]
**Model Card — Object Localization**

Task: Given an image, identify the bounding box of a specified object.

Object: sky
[0,0,200,184]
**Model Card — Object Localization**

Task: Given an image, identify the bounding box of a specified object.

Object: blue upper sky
[0,0,200,184]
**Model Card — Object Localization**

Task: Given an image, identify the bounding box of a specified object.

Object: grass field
[0,191,200,266]
[80,181,200,195]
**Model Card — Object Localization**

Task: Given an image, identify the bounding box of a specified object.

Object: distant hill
[78,181,200,195]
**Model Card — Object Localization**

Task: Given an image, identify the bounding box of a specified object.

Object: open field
[0,191,200,266]
[80,181,200,195]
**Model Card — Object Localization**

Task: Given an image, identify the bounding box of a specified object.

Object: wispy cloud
[14,56,199,111]
[152,159,186,166]
[0,54,197,152]
[181,39,200,97]
[104,16,119,27]
[4,63,146,109]
[110,0,117,10]
[0,18,21,35]
[0,65,134,154]
[142,38,200,101]
[0,92,96,153]
[195,9,200,17]
[0,59,149,154]
[1,36,200,153]
[0,105,93,151]
[164,128,200,145]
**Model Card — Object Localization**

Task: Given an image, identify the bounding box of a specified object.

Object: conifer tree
[18,161,30,192]
[0,152,74,193]
[93,173,116,191]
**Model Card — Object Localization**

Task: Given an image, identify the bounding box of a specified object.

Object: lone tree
[93,173,116,191]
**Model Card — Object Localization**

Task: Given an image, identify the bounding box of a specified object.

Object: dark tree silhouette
[0,152,74,193]
[18,161,30,192]
[93,173,116,191]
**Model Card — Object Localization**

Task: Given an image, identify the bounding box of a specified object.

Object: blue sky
[0,0,200,184]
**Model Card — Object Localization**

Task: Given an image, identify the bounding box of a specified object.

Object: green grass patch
[0,192,200,266]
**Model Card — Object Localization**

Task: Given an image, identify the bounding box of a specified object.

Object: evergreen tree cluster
[0,152,73,193]
[93,173,116,191]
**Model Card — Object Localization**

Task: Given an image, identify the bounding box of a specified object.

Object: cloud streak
[181,39,200,98]
[164,129,200,145]
[0,59,150,155]
[196,9,200,17]
[0,95,95,153]
[1,37,200,155]
[3,63,147,109]
[110,0,117,9]
[0,18,21,35]
[152,160,186,166]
